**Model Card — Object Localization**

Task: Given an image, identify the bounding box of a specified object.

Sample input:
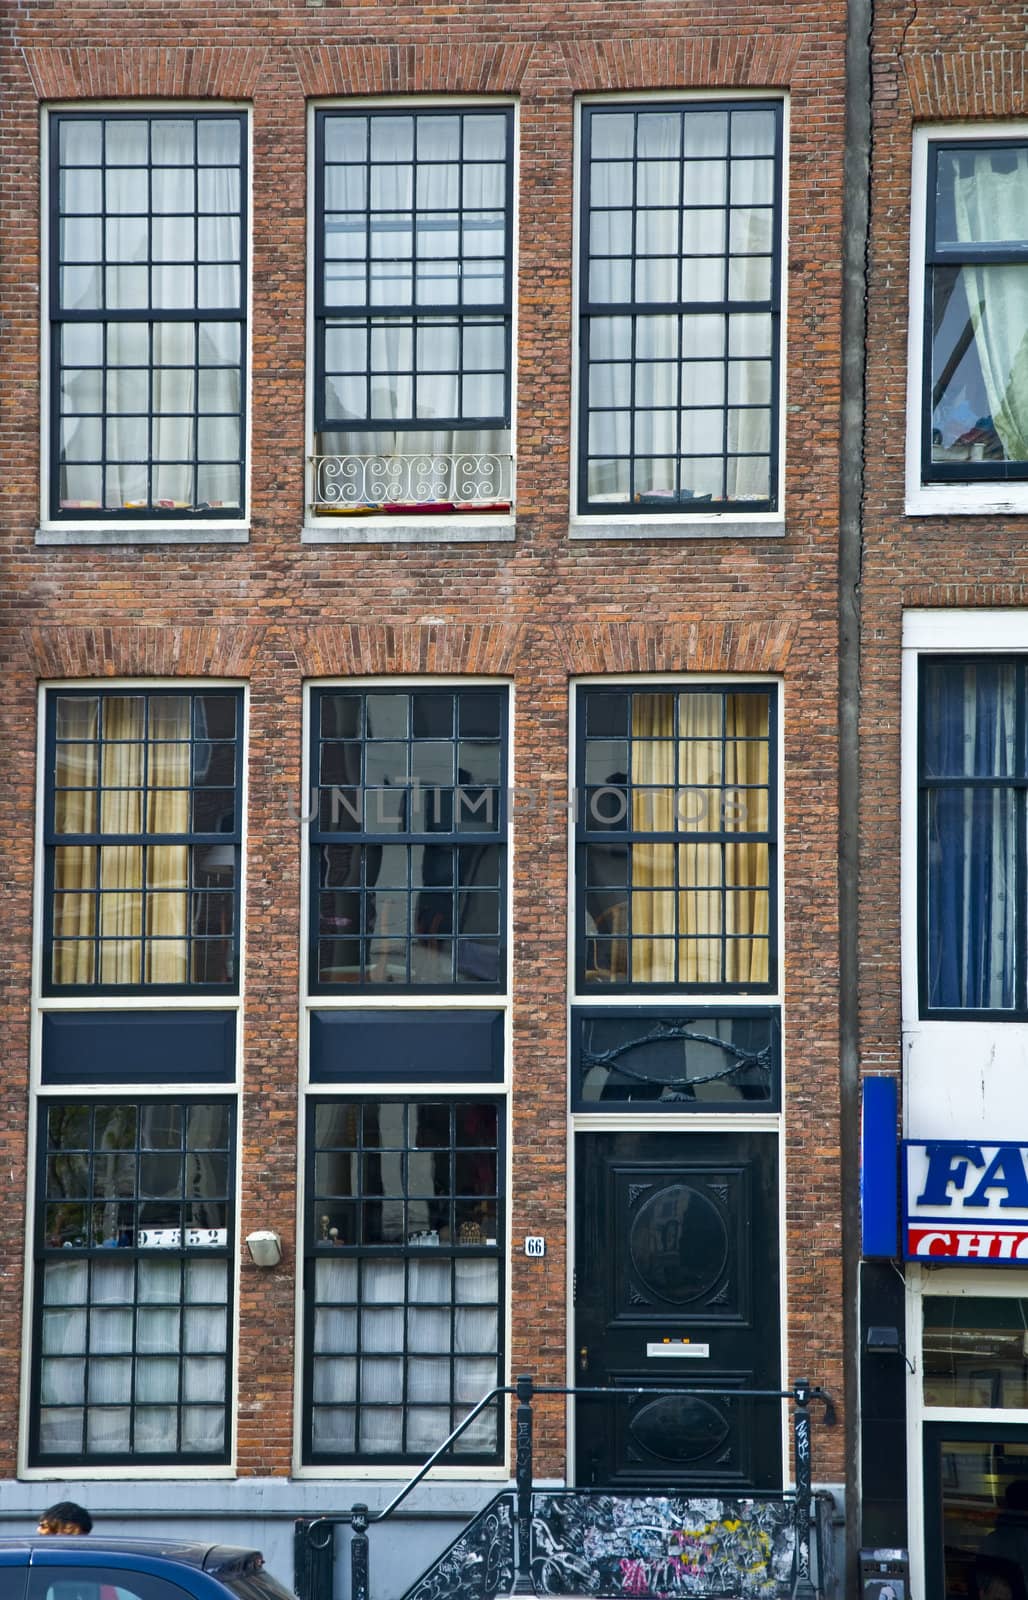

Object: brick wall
[0,0,849,1484]
[860,3,1028,1088]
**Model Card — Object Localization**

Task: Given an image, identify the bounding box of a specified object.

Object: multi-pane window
[31,1098,234,1465]
[576,684,776,990]
[919,657,1028,1015]
[923,138,1028,483]
[310,687,507,991]
[49,110,246,520]
[312,108,514,515]
[44,688,243,993]
[578,101,782,516]
[305,1098,503,1464]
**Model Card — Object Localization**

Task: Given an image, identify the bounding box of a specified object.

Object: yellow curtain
[724,693,770,984]
[52,695,190,987]
[53,697,99,985]
[676,692,725,985]
[145,697,190,983]
[627,689,770,986]
[630,693,676,982]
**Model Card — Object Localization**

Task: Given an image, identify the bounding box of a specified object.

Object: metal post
[350,1503,370,1600]
[792,1381,817,1600]
[294,1519,334,1600]
[512,1373,534,1594]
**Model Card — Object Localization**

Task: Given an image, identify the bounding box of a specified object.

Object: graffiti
[401,1494,515,1600]
[531,1493,797,1598]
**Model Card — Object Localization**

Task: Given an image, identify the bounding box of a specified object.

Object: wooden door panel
[575,1131,780,1490]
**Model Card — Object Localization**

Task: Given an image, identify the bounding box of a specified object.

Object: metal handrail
[296,1375,835,1600]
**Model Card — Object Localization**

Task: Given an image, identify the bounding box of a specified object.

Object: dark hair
[40,1501,92,1534]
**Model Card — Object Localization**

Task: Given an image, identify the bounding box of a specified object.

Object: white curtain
[586,108,772,505]
[953,149,1028,463]
[320,115,509,506]
[62,117,240,512]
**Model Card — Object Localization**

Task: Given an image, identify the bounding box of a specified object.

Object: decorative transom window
[44,688,243,993]
[576,684,776,990]
[304,1098,503,1465]
[309,686,507,992]
[311,107,514,516]
[48,110,247,521]
[922,137,1028,484]
[31,1098,234,1465]
[919,657,1028,1016]
[578,101,783,516]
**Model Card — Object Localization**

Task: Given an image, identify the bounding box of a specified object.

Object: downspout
[839,0,872,1588]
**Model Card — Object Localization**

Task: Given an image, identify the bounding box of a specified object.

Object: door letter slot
[647,1341,710,1358]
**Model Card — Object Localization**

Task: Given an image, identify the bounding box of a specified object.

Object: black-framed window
[30,1097,234,1466]
[923,138,1028,484]
[303,1097,503,1465]
[312,107,514,514]
[919,657,1028,1016]
[309,686,507,992]
[572,1007,780,1110]
[49,110,247,520]
[575,684,777,991]
[578,101,783,516]
[43,687,243,994]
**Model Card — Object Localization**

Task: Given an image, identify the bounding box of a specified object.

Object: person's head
[37,1501,92,1536]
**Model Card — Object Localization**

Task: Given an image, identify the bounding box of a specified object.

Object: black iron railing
[296,1375,835,1600]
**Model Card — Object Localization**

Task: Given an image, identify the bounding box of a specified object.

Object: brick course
[1,0,848,1490]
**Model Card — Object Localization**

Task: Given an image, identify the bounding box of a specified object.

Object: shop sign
[904,1140,1028,1262]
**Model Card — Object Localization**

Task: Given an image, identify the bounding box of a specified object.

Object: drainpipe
[839,0,873,1592]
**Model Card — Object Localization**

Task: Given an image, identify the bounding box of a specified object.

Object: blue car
[0,1538,296,1600]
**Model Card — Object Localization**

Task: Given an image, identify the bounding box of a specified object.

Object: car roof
[0,1536,262,1572]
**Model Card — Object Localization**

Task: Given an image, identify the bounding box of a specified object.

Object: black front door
[574,1130,781,1489]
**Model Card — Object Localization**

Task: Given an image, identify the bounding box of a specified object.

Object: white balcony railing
[310,452,513,513]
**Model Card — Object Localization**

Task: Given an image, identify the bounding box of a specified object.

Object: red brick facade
[0,0,848,1530]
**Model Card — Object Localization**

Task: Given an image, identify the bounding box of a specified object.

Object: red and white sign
[907,1227,1028,1261]
[903,1141,1028,1264]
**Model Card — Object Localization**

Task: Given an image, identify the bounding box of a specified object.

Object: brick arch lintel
[903,49,1028,120]
[25,617,795,685]
[21,46,269,102]
[26,626,265,681]
[560,35,803,93]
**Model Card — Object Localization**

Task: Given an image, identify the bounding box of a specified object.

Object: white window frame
[568,92,789,542]
[37,102,253,547]
[293,676,514,1478]
[19,677,248,1479]
[302,98,519,547]
[906,122,1028,518]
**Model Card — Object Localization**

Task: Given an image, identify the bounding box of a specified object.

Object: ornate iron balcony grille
[310,453,514,514]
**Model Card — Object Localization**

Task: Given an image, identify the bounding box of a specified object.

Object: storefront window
[924,1296,1028,1410]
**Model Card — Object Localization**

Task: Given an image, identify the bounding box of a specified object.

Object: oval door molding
[628,1393,731,1463]
[629,1182,729,1304]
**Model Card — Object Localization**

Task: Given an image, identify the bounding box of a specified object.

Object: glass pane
[933,1434,1028,1600]
[926,786,1017,1010]
[924,1298,1028,1408]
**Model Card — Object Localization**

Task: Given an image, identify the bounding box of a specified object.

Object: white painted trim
[900,610,1028,1030]
[906,123,1028,517]
[304,97,520,537]
[38,105,254,537]
[302,518,515,544]
[22,678,249,1475]
[293,674,514,1477]
[568,92,790,532]
[904,1264,1028,1597]
[564,673,787,1485]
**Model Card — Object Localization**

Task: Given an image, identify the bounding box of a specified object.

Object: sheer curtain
[627,692,767,985]
[94,118,241,512]
[925,662,1017,1009]
[53,695,189,986]
[320,115,509,505]
[953,149,1028,463]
